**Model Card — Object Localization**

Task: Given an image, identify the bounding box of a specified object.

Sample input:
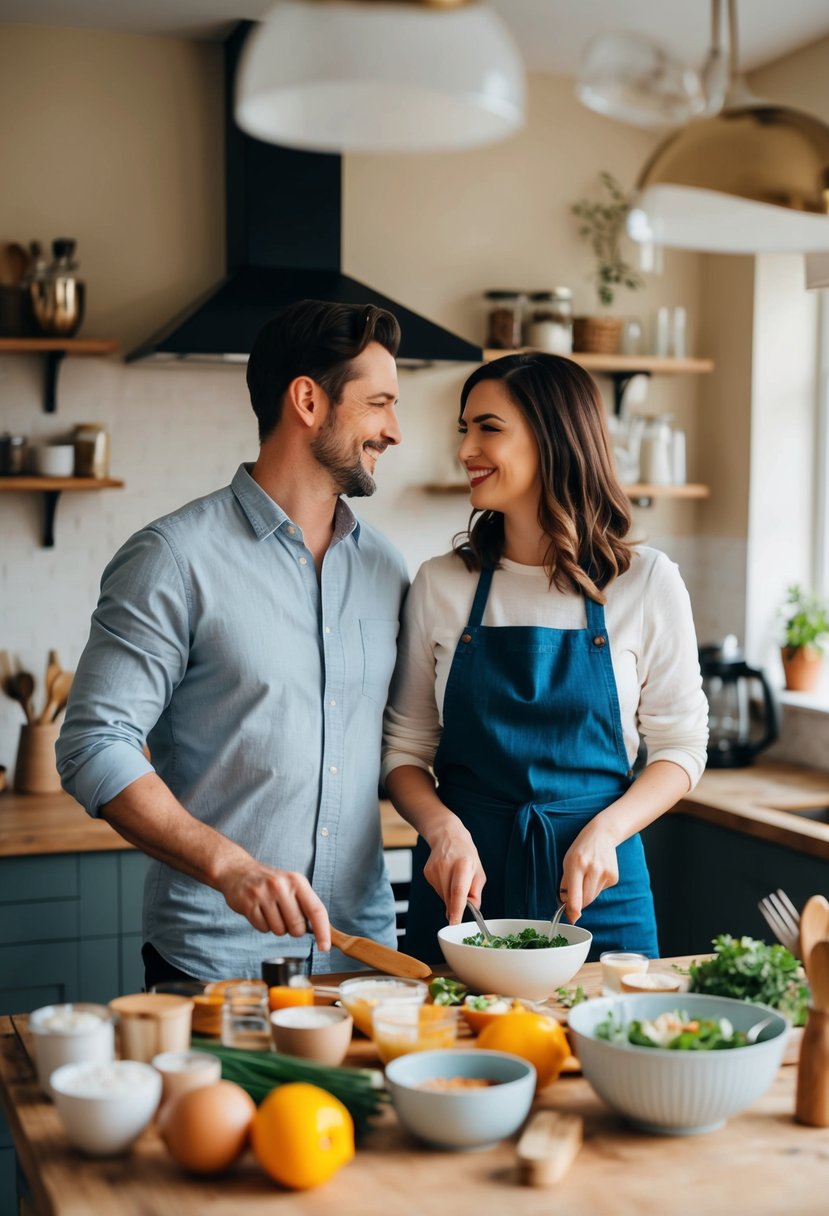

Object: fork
[757,888,800,955]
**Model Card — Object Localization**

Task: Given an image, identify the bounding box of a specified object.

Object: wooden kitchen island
[0,960,825,1216]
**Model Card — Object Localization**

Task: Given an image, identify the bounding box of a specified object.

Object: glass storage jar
[484,290,526,350]
[525,289,573,353]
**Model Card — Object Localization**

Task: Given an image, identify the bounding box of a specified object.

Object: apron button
[461,633,472,644]
[593,635,606,647]
[627,768,635,779]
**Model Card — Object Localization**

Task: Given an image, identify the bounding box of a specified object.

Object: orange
[251,1082,354,1190]
[476,1009,569,1090]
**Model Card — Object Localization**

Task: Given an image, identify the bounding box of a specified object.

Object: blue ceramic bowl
[384,1048,536,1150]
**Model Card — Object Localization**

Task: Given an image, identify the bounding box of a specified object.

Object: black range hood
[127,25,482,366]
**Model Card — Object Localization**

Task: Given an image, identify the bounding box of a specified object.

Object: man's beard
[311,413,380,498]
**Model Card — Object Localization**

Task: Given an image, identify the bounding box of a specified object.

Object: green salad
[595,1009,748,1051]
[685,934,809,1027]
[462,927,567,950]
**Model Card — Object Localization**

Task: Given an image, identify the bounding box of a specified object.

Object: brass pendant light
[582,0,829,254]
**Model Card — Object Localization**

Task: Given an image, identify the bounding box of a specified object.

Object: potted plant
[779,584,829,692]
[571,171,643,353]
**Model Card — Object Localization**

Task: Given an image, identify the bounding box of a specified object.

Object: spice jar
[73,423,109,479]
[0,433,28,476]
[484,290,526,350]
[525,289,573,353]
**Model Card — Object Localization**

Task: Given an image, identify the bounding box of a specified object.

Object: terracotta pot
[573,315,623,355]
[781,645,824,692]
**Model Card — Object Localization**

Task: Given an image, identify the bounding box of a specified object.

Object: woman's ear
[284,375,326,430]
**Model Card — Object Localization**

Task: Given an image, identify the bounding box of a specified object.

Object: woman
[382,353,708,962]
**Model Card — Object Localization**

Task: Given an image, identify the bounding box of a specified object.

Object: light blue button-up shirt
[57,465,409,979]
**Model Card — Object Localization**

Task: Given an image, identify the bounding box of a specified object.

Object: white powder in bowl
[272,1007,347,1029]
[32,1007,107,1035]
[54,1061,157,1099]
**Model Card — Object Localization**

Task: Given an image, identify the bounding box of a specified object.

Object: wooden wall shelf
[0,338,118,412]
[421,482,710,508]
[0,477,124,547]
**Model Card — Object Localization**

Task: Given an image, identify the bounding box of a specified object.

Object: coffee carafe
[699,635,779,768]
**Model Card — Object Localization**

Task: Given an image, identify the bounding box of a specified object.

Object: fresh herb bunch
[780,584,829,656]
[686,934,810,1027]
[192,1040,386,1136]
[462,927,568,950]
[556,985,587,1009]
[571,171,644,308]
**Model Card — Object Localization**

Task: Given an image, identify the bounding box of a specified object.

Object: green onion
[192,1039,387,1137]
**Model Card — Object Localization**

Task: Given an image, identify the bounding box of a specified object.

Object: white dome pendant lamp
[234,0,526,154]
[625,0,829,254]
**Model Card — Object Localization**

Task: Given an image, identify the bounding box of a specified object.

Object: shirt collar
[231,463,361,546]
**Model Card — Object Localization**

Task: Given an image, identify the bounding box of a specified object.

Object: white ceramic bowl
[438,919,592,1001]
[384,1048,535,1150]
[31,444,75,477]
[29,1003,115,1096]
[568,992,789,1136]
[49,1059,162,1156]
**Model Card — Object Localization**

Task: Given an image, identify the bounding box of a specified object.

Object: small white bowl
[385,1048,535,1150]
[568,992,789,1135]
[150,1050,221,1109]
[29,1003,115,1096]
[438,919,592,1001]
[49,1059,162,1156]
[270,1006,354,1066]
[31,444,75,477]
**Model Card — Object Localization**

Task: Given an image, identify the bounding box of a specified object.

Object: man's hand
[218,860,332,953]
[423,819,486,925]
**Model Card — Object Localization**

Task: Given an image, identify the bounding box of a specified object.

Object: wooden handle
[516,1110,583,1186]
[329,926,432,979]
[799,897,829,978]
[796,1007,829,1127]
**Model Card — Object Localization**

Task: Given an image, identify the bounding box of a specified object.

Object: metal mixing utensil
[465,900,494,942]
[548,901,566,941]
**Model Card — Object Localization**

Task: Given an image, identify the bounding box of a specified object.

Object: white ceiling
[1,0,828,73]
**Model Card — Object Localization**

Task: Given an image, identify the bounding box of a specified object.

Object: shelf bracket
[609,370,651,417]
[43,351,66,414]
[42,490,60,547]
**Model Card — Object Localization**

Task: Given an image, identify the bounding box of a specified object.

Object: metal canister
[73,423,109,479]
[0,433,27,475]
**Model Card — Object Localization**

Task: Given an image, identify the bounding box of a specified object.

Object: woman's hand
[559,820,619,924]
[423,818,486,925]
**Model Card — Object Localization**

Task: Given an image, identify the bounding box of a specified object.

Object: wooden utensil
[795,939,829,1127]
[799,895,829,976]
[329,926,431,979]
[516,1110,583,1186]
[39,669,73,724]
[9,671,35,723]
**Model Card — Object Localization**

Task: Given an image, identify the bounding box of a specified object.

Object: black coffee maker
[699,635,779,768]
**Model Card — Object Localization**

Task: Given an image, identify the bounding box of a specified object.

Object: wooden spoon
[9,671,35,723]
[39,669,73,724]
[808,940,829,1014]
[799,896,829,977]
[329,926,431,979]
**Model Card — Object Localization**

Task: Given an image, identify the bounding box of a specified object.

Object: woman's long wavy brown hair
[453,353,635,603]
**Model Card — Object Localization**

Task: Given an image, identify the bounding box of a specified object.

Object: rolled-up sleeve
[382,567,442,782]
[56,528,190,815]
[637,554,709,788]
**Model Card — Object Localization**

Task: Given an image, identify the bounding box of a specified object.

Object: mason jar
[525,289,573,353]
[484,290,526,350]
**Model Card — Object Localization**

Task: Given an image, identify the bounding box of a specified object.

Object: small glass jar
[0,433,27,476]
[261,954,314,1011]
[73,423,109,479]
[638,416,675,486]
[525,289,573,353]
[221,981,271,1051]
[484,290,526,350]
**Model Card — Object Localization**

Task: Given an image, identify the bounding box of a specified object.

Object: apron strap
[584,590,607,635]
[467,566,495,629]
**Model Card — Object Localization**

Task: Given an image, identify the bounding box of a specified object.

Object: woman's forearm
[595,759,691,845]
[384,765,457,843]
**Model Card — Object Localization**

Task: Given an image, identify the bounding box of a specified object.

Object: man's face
[311,341,401,497]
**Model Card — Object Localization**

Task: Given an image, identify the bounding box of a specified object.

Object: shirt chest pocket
[359,618,399,705]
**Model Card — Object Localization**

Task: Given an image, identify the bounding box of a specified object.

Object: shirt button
[329,699,337,707]
[593,635,606,648]
[320,826,329,838]
[461,633,472,644]
[324,626,331,635]
[299,556,308,566]
[329,765,338,774]
[287,525,296,536]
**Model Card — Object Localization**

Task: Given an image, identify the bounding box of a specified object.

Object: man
[57,299,408,986]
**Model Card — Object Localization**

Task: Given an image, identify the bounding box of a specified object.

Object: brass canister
[73,423,109,479]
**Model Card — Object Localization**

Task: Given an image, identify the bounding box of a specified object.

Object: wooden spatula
[799,895,829,977]
[329,926,431,979]
[516,1110,583,1186]
[795,939,829,1127]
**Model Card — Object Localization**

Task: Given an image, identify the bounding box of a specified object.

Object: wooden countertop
[0,958,822,1216]
[2,761,827,861]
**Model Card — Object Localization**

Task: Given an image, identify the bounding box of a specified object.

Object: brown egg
[159,1080,255,1174]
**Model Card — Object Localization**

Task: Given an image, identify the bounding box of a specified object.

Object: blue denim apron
[403,566,658,964]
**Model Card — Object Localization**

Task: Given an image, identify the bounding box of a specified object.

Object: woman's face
[458,380,541,516]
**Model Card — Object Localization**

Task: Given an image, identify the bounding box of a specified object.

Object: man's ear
[284,375,327,429]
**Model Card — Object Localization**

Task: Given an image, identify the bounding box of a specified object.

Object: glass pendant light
[235,0,526,154]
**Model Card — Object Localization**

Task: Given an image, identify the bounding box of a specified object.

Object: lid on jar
[528,288,573,301]
[484,290,525,300]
